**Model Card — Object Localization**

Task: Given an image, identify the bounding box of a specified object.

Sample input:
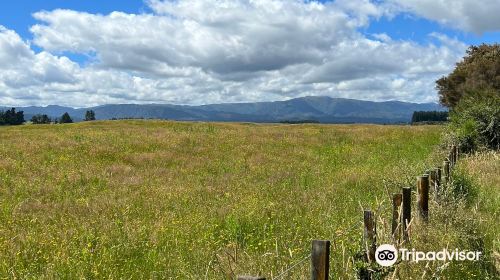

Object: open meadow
[0,121,445,278]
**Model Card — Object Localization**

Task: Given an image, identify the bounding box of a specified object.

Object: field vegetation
[0,121,446,278]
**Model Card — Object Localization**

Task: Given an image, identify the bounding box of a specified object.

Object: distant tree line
[0,108,25,125]
[280,119,320,124]
[411,111,448,123]
[31,114,52,124]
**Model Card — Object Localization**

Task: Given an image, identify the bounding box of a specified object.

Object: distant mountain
[1,96,447,124]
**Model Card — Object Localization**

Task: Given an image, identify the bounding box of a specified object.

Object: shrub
[448,93,500,152]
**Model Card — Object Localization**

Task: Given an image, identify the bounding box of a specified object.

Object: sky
[0,0,499,107]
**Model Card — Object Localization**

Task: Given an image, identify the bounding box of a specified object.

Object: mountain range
[1,96,446,124]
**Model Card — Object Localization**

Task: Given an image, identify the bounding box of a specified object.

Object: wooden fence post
[392,193,402,240]
[443,159,450,185]
[435,167,442,199]
[402,187,411,242]
[429,169,437,189]
[311,240,330,280]
[417,175,429,221]
[453,146,457,165]
[363,210,376,263]
[238,276,266,280]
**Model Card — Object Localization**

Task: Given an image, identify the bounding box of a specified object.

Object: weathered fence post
[363,210,376,263]
[402,187,411,242]
[434,167,442,199]
[237,276,266,280]
[392,193,402,240]
[417,175,430,221]
[429,169,437,189]
[443,159,450,185]
[311,240,330,280]
[452,145,457,165]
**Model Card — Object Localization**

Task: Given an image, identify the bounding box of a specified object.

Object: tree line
[0,109,97,125]
[0,108,25,125]
[411,111,448,123]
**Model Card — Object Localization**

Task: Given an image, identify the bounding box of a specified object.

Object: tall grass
[393,151,499,279]
[0,121,442,278]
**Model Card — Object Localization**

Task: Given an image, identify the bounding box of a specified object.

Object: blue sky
[0,0,498,107]
[1,1,148,39]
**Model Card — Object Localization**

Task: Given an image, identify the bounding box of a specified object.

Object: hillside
[2,96,446,123]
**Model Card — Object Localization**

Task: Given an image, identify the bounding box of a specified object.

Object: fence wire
[271,253,311,280]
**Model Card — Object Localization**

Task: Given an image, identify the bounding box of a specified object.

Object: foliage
[59,112,73,124]
[0,108,25,125]
[411,111,448,123]
[31,114,52,124]
[436,44,500,108]
[448,94,500,152]
[85,110,96,121]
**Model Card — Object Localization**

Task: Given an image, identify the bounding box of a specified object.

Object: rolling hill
[2,96,446,123]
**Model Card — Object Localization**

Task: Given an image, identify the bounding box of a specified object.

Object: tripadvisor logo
[375,244,398,266]
[375,244,482,267]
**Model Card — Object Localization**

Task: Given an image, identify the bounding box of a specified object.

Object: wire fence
[237,144,460,280]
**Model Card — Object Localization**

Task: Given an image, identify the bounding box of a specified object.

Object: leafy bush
[448,93,500,152]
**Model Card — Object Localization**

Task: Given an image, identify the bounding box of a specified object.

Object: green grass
[0,121,443,278]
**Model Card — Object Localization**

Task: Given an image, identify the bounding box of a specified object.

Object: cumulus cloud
[0,0,474,107]
[392,0,500,33]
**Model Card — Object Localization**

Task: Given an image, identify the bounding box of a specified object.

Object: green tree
[59,112,73,124]
[0,108,25,125]
[436,44,500,108]
[31,114,52,124]
[84,110,96,121]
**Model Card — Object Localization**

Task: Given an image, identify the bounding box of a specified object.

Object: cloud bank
[0,0,489,107]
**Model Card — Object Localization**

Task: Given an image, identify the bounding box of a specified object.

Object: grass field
[0,121,445,278]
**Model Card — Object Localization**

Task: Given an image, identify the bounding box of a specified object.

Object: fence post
[429,169,437,189]
[363,210,376,263]
[402,187,411,242]
[311,240,330,280]
[443,159,450,185]
[392,193,402,240]
[435,167,442,199]
[238,277,266,280]
[452,145,457,165]
[417,175,430,221]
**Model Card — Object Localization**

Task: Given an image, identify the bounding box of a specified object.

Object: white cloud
[0,0,472,107]
[392,0,500,33]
